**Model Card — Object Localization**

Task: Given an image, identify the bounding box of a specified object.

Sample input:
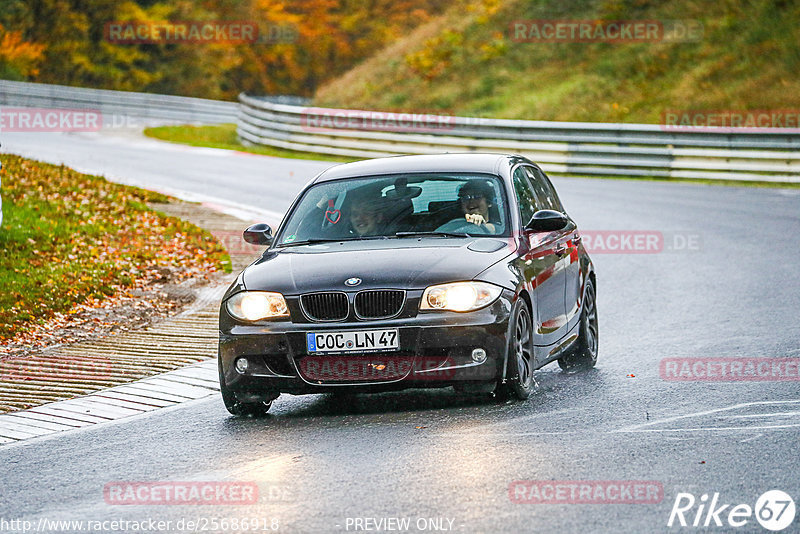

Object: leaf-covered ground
[0,154,231,344]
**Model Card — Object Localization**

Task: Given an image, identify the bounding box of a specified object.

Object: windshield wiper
[278,238,343,247]
[279,235,389,247]
[394,231,471,238]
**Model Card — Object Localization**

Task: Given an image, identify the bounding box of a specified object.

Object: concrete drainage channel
[0,360,219,444]
[0,200,266,445]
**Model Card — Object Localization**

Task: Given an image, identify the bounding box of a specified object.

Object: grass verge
[0,154,231,341]
[314,0,800,124]
[144,124,359,163]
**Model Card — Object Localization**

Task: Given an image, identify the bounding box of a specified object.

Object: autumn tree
[0,0,447,98]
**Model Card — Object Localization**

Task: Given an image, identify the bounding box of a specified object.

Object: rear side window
[525,166,563,212]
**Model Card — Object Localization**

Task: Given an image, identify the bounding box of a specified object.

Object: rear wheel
[498,298,535,400]
[218,362,275,416]
[558,278,598,371]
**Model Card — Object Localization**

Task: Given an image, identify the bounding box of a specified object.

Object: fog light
[471,348,487,364]
[235,358,249,374]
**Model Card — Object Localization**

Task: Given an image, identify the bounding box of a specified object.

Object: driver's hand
[465,213,486,226]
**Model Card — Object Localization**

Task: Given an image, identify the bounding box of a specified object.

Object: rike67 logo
[668,490,796,531]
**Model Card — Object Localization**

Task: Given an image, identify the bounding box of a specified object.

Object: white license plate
[306,329,399,354]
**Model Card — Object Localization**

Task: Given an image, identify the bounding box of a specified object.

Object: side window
[525,167,563,212]
[512,166,538,225]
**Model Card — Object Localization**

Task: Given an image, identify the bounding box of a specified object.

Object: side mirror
[525,210,569,232]
[243,223,273,246]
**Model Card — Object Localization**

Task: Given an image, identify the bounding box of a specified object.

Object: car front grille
[300,292,348,321]
[354,290,405,319]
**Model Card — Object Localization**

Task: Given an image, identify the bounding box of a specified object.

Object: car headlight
[226,291,289,321]
[420,282,502,312]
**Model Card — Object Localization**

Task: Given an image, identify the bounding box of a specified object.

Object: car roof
[313,153,526,183]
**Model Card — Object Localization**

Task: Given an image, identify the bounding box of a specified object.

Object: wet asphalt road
[1,130,800,533]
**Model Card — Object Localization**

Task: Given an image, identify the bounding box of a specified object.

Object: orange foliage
[0,24,45,77]
[2,0,446,98]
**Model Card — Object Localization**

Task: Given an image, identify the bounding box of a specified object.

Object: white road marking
[615,400,800,433]
[616,423,800,432]
[723,411,800,419]
[3,129,291,224]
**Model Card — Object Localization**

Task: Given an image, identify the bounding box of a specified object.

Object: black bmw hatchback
[218,154,597,415]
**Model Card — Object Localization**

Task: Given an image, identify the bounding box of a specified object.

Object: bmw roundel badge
[345,277,362,287]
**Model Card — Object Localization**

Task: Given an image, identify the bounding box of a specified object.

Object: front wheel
[219,363,275,416]
[558,278,598,371]
[498,298,535,400]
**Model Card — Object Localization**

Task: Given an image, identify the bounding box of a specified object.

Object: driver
[458,180,498,233]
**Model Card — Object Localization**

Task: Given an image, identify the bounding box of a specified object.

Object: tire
[218,362,275,417]
[558,278,598,371]
[498,298,535,400]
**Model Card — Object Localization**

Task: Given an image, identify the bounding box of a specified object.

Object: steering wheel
[435,218,490,235]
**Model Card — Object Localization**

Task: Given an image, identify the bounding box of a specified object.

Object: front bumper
[218,291,513,399]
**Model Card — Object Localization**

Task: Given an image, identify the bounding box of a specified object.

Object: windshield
[277,173,509,245]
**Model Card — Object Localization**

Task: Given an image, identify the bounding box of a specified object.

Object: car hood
[242,238,514,294]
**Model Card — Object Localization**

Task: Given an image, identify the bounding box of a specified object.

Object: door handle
[554,245,567,256]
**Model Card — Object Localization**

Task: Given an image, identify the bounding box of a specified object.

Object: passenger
[349,201,384,236]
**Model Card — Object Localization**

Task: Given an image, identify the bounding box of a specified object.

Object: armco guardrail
[237,93,800,183]
[0,80,238,124]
